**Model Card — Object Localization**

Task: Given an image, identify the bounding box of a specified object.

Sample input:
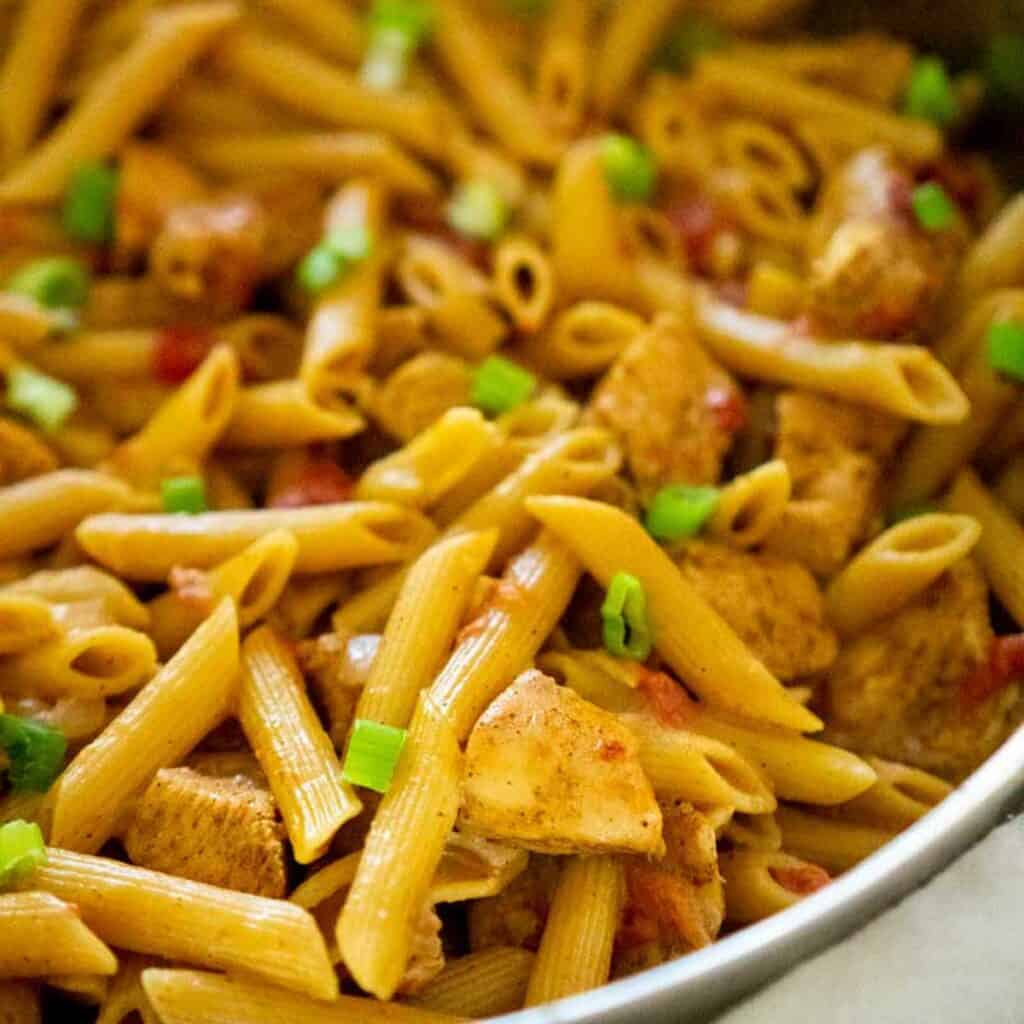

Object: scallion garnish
[644,484,720,543]
[0,715,66,792]
[5,366,77,433]
[447,180,508,241]
[602,571,652,660]
[361,0,434,90]
[988,320,1024,382]
[342,718,408,793]
[471,355,536,416]
[6,258,90,310]
[63,161,119,244]
[904,57,959,126]
[600,134,657,204]
[161,475,208,515]
[0,820,47,889]
[911,182,956,232]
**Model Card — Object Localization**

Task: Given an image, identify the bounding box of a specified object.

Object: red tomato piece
[959,634,1024,711]
[152,325,214,384]
[268,460,354,509]
[636,668,696,730]
[769,863,831,895]
[705,385,748,434]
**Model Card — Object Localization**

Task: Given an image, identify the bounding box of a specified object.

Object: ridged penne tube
[141,969,463,1024]
[692,55,941,164]
[428,532,581,740]
[519,302,646,380]
[492,236,556,333]
[709,459,792,549]
[619,713,776,814]
[253,0,364,64]
[396,235,507,361]
[0,0,88,163]
[0,470,152,560]
[214,316,304,382]
[27,851,337,1000]
[431,0,562,166]
[157,74,311,134]
[524,855,623,1006]
[102,345,239,487]
[411,947,534,1018]
[721,811,783,851]
[355,408,500,509]
[949,195,1024,314]
[338,694,462,1000]
[0,4,241,201]
[0,892,117,978]
[50,599,239,854]
[719,850,830,925]
[301,180,386,404]
[2,567,150,629]
[836,757,952,831]
[222,380,364,449]
[550,139,636,306]
[213,27,443,158]
[33,330,157,383]
[946,469,1024,626]
[271,574,349,639]
[825,514,981,636]
[592,0,684,114]
[695,295,968,425]
[0,593,55,653]
[776,805,892,873]
[239,626,361,864]
[76,502,435,581]
[636,76,715,183]
[0,622,157,699]
[888,335,1021,509]
[179,131,438,197]
[0,981,40,1023]
[718,169,808,247]
[147,530,298,657]
[536,0,589,136]
[356,530,497,729]
[527,497,821,732]
[717,118,814,193]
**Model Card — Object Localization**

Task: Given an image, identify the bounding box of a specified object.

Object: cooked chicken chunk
[764,391,903,576]
[808,148,965,338]
[398,904,446,996]
[820,559,1019,780]
[124,766,287,897]
[585,314,743,501]
[468,854,561,953]
[614,801,723,978]
[678,541,838,680]
[460,670,663,855]
[297,631,378,748]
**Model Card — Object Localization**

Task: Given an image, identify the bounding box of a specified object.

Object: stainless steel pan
[494,725,1024,1023]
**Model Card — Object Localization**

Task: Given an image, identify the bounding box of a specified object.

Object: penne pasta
[76,502,435,581]
[835,757,952,831]
[239,625,361,863]
[709,459,792,549]
[719,849,830,925]
[410,946,534,1019]
[776,804,892,873]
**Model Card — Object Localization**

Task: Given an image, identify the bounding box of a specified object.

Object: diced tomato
[152,325,214,384]
[666,195,732,276]
[769,863,831,896]
[960,634,1024,710]
[268,459,354,509]
[598,738,627,762]
[623,864,713,951]
[886,171,915,222]
[705,385,748,434]
[636,668,696,729]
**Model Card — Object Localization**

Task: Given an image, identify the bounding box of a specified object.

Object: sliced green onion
[645,484,720,543]
[6,258,90,310]
[0,820,47,889]
[911,182,956,232]
[297,243,345,294]
[63,161,119,244]
[161,475,208,515]
[985,33,1024,105]
[342,718,408,793]
[904,57,959,126]
[471,355,536,416]
[0,715,66,792]
[600,134,657,204]
[654,15,728,72]
[6,366,77,433]
[362,0,434,90]
[602,571,652,661]
[988,320,1024,382]
[447,180,508,242]
[325,225,373,262]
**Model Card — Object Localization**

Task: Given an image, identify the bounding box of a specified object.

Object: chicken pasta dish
[0,0,1022,1020]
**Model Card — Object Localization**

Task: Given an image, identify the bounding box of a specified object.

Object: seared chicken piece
[297,631,378,748]
[821,559,1019,780]
[678,541,838,680]
[808,148,966,338]
[398,904,446,996]
[584,315,744,501]
[764,391,903,576]
[468,855,562,953]
[614,801,723,978]
[124,766,287,897]
[460,670,663,855]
